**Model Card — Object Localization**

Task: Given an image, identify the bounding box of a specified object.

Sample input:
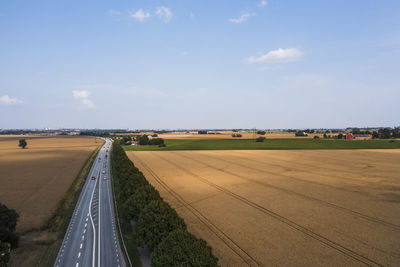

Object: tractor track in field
[132,155,262,267]
[175,151,400,231]
[152,152,383,267]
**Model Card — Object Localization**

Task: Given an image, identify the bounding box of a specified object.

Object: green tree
[137,135,149,145]
[18,139,27,149]
[123,184,162,221]
[151,229,219,267]
[136,200,186,251]
[255,137,266,142]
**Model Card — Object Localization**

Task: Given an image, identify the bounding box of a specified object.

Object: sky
[1,0,399,129]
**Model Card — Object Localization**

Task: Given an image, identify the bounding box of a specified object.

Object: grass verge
[9,143,103,267]
[110,146,142,267]
[123,138,400,151]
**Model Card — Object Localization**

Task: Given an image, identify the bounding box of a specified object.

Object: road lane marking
[80,243,83,249]
[83,229,86,234]
[76,263,79,267]
[78,252,81,258]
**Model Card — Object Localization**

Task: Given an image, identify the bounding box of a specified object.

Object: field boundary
[109,143,133,267]
[110,147,142,267]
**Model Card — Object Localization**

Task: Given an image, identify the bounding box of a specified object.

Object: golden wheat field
[0,135,102,232]
[128,150,400,266]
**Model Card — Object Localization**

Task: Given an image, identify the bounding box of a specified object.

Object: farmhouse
[346,133,372,140]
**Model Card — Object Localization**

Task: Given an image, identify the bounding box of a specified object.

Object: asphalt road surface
[55,138,127,267]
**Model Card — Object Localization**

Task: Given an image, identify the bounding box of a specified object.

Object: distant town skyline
[1,0,399,129]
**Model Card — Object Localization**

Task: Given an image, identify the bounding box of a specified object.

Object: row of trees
[110,143,219,266]
[0,203,19,266]
[119,135,166,147]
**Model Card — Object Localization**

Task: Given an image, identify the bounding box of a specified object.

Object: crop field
[114,131,325,139]
[123,138,400,151]
[127,150,400,266]
[0,135,102,232]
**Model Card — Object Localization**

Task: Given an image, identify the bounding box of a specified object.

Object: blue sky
[1,0,399,129]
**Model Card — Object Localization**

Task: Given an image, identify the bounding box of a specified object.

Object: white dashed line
[80,243,83,249]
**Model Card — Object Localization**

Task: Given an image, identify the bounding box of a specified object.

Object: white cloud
[0,95,23,105]
[129,9,151,22]
[246,48,303,64]
[258,0,268,7]
[81,98,95,109]
[155,6,172,23]
[73,90,90,99]
[72,90,95,109]
[228,13,254,24]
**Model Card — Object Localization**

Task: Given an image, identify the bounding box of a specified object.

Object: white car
[102,170,105,174]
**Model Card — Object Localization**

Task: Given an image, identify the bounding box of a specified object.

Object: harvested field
[127,150,400,266]
[0,135,102,232]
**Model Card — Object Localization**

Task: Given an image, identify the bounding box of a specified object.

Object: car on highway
[91,176,96,180]
[102,170,105,174]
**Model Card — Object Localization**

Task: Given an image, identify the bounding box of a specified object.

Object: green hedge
[111,142,219,266]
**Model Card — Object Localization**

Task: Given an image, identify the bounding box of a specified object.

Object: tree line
[110,143,219,266]
[0,203,19,266]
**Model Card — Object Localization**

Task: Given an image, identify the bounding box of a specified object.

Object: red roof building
[346,133,354,140]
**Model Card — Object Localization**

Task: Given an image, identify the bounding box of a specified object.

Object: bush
[148,138,164,146]
[295,131,308,137]
[0,241,10,266]
[136,200,186,251]
[151,229,219,267]
[256,137,266,142]
[313,135,320,139]
[151,134,158,137]
[0,203,19,249]
[232,134,242,138]
[256,131,266,135]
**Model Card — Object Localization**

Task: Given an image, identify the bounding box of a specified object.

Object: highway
[54,138,127,267]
